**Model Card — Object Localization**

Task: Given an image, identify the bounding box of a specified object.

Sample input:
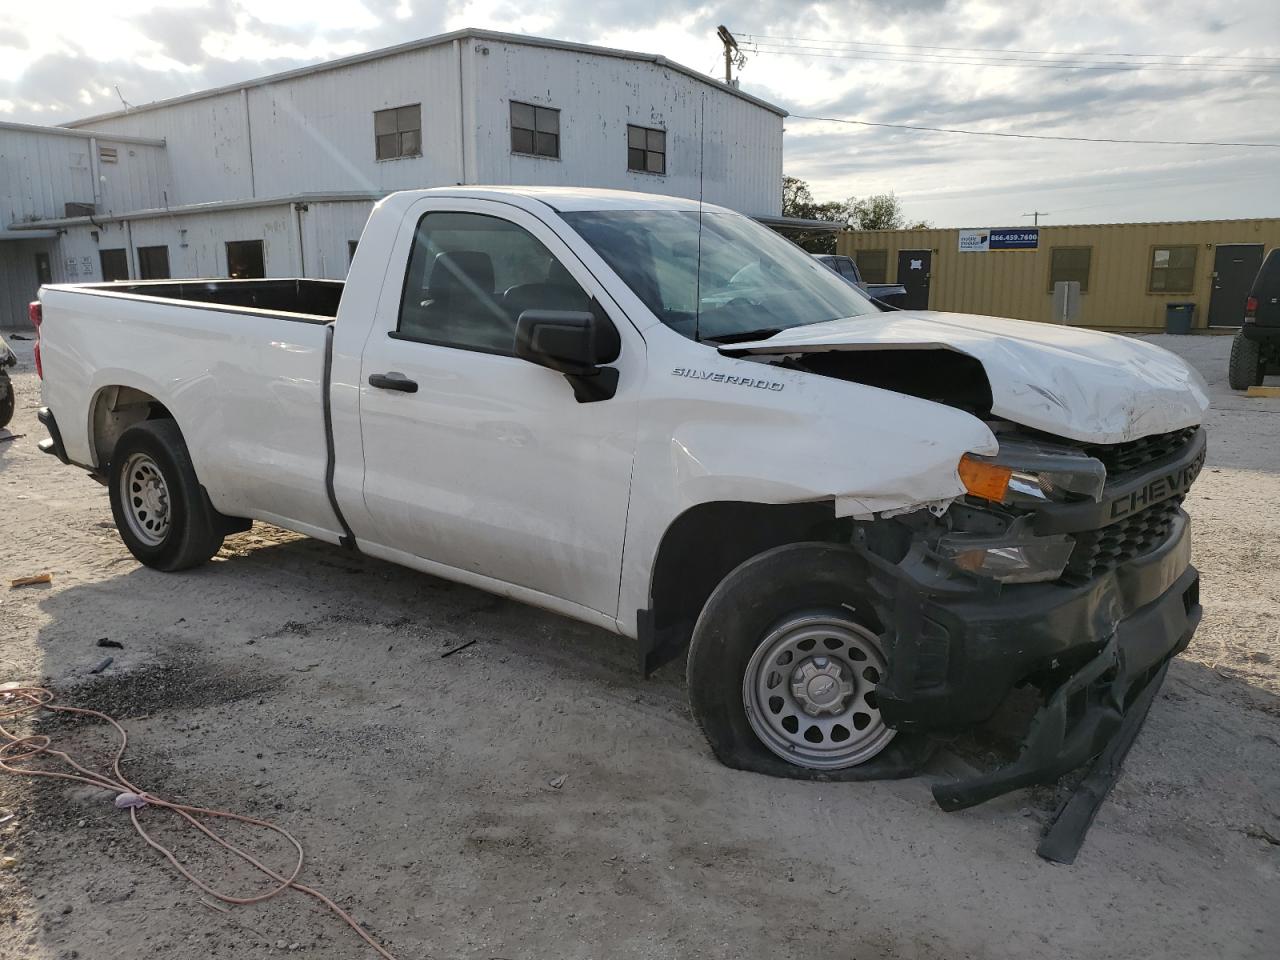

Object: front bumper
[860,509,1200,806]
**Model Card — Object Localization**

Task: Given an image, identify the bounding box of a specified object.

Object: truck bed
[66,278,344,321]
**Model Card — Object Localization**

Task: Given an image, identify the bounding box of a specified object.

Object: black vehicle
[0,333,16,429]
[1230,248,1280,390]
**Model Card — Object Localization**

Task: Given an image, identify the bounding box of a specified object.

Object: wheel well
[639,500,850,675]
[89,386,173,468]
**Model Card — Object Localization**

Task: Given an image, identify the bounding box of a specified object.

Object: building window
[374,104,422,161]
[627,125,666,174]
[34,252,52,285]
[137,245,171,280]
[1149,245,1197,293]
[510,101,560,158]
[100,249,129,281]
[855,249,889,284]
[226,240,265,279]
[1049,246,1091,293]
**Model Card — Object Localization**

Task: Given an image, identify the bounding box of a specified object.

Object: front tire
[687,542,897,776]
[0,373,13,429]
[108,420,224,571]
[1228,333,1263,390]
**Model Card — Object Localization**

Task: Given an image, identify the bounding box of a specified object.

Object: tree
[780,175,846,253]
[847,192,930,231]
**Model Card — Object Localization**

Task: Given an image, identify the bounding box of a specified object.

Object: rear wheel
[0,372,13,429]
[687,542,896,774]
[108,420,224,571]
[1228,333,1263,390]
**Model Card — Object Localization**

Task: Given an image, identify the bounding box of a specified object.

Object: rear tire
[0,373,13,429]
[687,542,897,776]
[108,420,224,571]
[1228,333,1263,390]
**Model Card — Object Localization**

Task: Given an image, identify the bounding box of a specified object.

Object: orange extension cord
[0,685,397,959]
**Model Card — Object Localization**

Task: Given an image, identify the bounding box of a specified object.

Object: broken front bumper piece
[861,509,1201,811]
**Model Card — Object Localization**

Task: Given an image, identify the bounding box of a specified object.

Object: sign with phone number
[958,228,1039,252]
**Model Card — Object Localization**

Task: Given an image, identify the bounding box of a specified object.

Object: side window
[397,212,592,355]
[835,258,860,281]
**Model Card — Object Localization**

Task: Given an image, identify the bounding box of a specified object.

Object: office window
[226,240,265,279]
[137,245,171,280]
[627,125,666,174]
[1049,246,1091,293]
[1149,245,1197,293]
[510,101,560,158]
[374,104,422,161]
[855,249,889,284]
[100,249,129,281]
[34,251,52,285]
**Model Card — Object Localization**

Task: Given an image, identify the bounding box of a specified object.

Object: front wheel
[0,373,13,429]
[687,542,898,775]
[108,420,225,571]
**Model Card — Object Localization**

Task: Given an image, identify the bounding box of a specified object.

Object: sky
[0,0,1277,227]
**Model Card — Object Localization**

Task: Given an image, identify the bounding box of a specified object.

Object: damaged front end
[853,424,1206,825]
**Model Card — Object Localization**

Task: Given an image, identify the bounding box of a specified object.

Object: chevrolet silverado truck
[32,187,1209,811]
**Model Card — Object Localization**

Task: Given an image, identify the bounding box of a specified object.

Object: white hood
[722,311,1210,445]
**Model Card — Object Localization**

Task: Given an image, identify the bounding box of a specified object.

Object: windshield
[560,209,880,342]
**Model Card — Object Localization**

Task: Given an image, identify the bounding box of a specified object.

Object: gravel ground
[1,332,1277,960]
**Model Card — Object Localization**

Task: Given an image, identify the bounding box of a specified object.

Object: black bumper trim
[36,407,70,465]
[1241,323,1280,343]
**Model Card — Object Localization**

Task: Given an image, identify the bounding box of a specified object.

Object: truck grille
[1065,495,1185,580]
[1083,427,1198,478]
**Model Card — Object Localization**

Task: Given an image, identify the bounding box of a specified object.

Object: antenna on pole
[717,25,745,87]
[1021,210,1049,226]
[114,85,134,111]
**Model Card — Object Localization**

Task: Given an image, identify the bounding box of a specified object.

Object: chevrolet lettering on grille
[1107,445,1207,520]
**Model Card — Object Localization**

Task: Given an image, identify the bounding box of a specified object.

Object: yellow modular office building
[836,218,1280,331]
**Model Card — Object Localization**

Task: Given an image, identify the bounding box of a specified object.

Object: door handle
[368,372,418,393]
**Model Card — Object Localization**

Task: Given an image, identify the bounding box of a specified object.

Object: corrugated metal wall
[0,128,171,224]
[838,219,1280,329]
[468,38,783,215]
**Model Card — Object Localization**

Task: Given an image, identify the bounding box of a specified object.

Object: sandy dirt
[0,332,1276,960]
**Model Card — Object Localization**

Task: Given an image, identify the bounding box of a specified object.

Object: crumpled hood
[721,311,1210,444]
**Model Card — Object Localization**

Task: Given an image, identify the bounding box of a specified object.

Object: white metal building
[0,29,786,327]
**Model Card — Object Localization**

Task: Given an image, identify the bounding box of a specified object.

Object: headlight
[958,437,1105,507]
[937,516,1075,584]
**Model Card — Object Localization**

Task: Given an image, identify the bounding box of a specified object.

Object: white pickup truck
[33,186,1210,810]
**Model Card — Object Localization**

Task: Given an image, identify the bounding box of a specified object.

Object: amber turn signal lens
[958,455,1013,502]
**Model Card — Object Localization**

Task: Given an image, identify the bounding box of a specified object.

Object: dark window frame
[510,101,561,159]
[1148,244,1198,294]
[137,245,171,280]
[226,239,266,279]
[1048,245,1092,294]
[854,249,889,284]
[99,248,129,282]
[374,103,423,162]
[626,124,666,175]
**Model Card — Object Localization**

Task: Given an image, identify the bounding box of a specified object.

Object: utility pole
[1022,210,1049,226]
[717,25,742,86]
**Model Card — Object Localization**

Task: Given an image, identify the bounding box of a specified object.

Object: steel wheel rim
[120,452,171,547]
[742,611,896,770]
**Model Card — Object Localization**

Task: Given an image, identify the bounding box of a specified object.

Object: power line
[739,32,1280,64]
[741,41,1280,74]
[788,114,1280,148]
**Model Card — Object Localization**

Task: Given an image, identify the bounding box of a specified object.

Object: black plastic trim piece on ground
[321,324,357,550]
[1036,659,1171,865]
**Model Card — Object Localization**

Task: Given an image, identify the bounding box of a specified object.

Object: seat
[501,259,591,322]
[409,251,512,350]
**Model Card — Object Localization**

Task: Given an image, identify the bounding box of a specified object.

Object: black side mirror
[515,303,621,402]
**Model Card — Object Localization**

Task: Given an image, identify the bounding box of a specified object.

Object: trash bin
[1165,302,1195,334]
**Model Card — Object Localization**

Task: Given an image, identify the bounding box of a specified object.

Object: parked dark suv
[1230,248,1280,389]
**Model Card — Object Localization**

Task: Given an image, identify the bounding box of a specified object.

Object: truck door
[352,198,641,620]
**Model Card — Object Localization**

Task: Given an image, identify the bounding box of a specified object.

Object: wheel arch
[637,499,851,675]
[88,384,175,468]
